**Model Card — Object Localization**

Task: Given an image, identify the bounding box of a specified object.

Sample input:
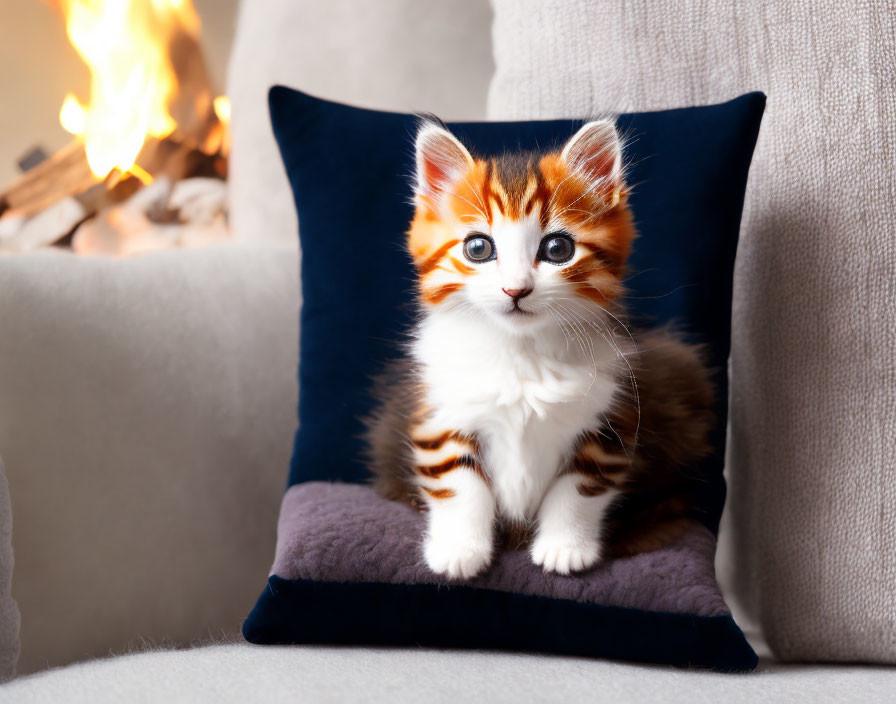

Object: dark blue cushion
[278,86,763,534]
[246,86,765,671]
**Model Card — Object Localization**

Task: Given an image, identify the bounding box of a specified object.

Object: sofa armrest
[0,244,298,673]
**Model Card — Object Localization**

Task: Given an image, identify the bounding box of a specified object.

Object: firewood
[0,130,224,221]
[71,177,229,256]
[0,197,87,253]
[166,27,217,149]
[3,0,225,228]
[0,141,97,218]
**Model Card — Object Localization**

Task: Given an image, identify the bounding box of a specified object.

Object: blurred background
[0,0,238,185]
[0,0,492,255]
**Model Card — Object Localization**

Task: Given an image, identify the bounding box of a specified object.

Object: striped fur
[408,141,635,314]
[364,121,715,579]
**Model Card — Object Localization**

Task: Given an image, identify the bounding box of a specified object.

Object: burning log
[0,198,87,253]
[72,176,229,256]
[0,0,230,254]
[0,120,225,216]
[0,135,226,253]
[0,142,97,219]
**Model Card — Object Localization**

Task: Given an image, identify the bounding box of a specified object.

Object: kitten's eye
[538,234,575,264]
[463,234,495,263]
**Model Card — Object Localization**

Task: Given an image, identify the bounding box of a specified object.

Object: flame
[57,0,202,179]
[213,96,231,125]
[208,95,231,154]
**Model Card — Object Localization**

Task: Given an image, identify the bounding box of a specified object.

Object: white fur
[422,468,496,580]
[531,475,619,575]
[561,120,623,188]
[412,121,627,579]
[414,300,627,578]
[415,308,620,516]
[415,125,474,200]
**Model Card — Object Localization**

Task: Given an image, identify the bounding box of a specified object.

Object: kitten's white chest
[414,312,620,520]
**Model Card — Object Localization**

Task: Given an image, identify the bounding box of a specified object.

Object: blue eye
[538,234,575,264]
[463,234,495,262]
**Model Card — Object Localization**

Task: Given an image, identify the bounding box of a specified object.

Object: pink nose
[502,287,533,300]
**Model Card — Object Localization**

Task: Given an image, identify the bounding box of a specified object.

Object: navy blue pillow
[245,86,765,671]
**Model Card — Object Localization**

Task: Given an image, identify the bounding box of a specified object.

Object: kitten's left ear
[560,120,624,198]
[414,123,475,205]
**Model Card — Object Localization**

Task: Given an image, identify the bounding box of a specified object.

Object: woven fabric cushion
[0,245,297,673]
[487,0,896,663]
[243,86,764,670]
[226,0,492,245]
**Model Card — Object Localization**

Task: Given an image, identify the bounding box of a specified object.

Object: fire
[210,95,231,154]
[57,0,204,180]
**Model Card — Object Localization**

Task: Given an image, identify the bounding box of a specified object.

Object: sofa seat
[3,643,895,703]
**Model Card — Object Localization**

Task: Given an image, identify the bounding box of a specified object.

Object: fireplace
[0,0,229,256]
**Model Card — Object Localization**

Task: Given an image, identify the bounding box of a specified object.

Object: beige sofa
[1,0,893,700]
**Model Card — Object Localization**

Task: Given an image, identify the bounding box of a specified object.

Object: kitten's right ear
[414,122,474,205]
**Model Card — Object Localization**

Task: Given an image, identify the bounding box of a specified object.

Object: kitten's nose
[502,287,533,301]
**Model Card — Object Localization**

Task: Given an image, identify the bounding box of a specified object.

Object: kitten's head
[408,119,634,334]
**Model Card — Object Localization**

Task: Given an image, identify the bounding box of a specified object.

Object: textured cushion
[4,644,896,704]
[248,483,749,669]
[226,0,492,245]
[270,484,727,615]
[243,87,764,670]
[487,0,896,664]
[0,245,298,673]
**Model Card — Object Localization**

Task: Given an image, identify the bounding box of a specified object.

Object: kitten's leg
[531,475,618,574]
[531,438,629,575]
[412,428,495,579]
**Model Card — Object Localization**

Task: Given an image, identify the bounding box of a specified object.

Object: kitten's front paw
[424,533,492,580]
[531,534,601,575]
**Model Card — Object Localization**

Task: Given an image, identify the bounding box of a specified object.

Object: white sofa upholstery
[4,643,896,704]
[0,245,298,673]
[226,0,493,246]
[488,0,896,663]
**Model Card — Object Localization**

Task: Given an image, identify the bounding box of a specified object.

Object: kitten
[365,119,715,579]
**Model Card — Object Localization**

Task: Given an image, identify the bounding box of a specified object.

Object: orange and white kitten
[366,120,714,579]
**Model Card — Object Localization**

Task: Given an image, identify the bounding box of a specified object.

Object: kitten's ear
[560,120,623,196]
[414,122,474,204]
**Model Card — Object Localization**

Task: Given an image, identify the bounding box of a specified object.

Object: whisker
[443,189,489,222]
[600,413,633,462]
[545,308,572,353]
[460,172,489,217]
[549,304,589,362]
[553,301,602,394]
[560,297,642,449]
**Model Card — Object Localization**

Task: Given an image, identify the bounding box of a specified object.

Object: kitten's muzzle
[502,287,533,301]
[503,287,535,316]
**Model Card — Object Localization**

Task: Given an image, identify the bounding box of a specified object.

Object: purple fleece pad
[271,482,729,618]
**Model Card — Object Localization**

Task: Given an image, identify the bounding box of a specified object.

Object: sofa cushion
[248,483,751,669]
[487,0,896,664]
[226,0,492,246]
[0,245,298,673]
[242,86,764,670]
[3,643,896,703]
